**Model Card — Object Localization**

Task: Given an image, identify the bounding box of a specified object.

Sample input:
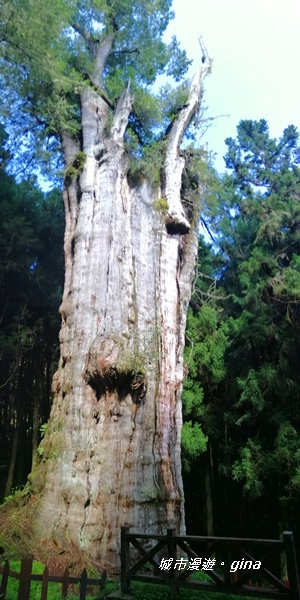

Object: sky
[166,0,300,173]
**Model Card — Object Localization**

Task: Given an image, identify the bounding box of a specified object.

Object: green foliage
[232,440,265,498]
[159,80,189,124]
[3,486,25,506]
[72,151,86,170]
[183,120,300,537]
[181,422,208,472]
[127,139,166,186]
[181,237,231,473]
[127,83,209,187]
[153,197,169,213]
[37,447,45,458]
[0,125,64,499]
[0,0,191,174]
[185,305,229,383]
[0,154,64,355]
[39,423,48,438]
[65,151,86,183]
[129,581,265,600]
[181,150,221,228]
[131,87,163,135]
[2,559,114,600]
[182,377,204,418]
[219,122,300,495]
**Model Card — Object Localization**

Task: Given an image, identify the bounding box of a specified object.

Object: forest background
[0,0,300,565]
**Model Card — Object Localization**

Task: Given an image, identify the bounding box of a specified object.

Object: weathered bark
[30,372,41,472]
[26,59,209,572]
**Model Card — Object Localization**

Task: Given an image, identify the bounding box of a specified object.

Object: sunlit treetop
[0,0,191,176]
[224,120,300,195]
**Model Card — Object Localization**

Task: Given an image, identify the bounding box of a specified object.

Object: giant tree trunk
[26,62,209,573]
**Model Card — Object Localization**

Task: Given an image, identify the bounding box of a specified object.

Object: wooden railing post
[41,565,49,600]
[121,526,130,593]
[80,568,87,600]
[223,547,232,586]
[0,560,9,597]
[18,555,33,600]
[61,566,69,598]
[283,531,300,600]
[167,528,177,600]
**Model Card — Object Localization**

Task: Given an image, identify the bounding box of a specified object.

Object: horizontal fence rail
[0,555,107,600]
[121,528,300,600]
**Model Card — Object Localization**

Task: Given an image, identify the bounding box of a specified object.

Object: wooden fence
[121,528,300,600]
[0,554,107,600]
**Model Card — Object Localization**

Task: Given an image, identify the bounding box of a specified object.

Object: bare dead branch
[72,22,94,55]
[112,47,139,55]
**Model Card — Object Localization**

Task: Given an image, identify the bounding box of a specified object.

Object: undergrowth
[1,559,118,600]
[0,561,272,600]
[130,580,270,600]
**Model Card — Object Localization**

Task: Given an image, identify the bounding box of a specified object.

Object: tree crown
[1,0,191,176]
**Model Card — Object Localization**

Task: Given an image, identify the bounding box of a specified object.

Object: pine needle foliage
[183,120,300,535]
[0,0,191,178]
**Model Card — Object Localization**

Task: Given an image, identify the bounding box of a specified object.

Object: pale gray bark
[29,59,209,573]
[164,57,210,234]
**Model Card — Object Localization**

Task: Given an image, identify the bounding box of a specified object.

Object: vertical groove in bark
[31,382,40,472]
[26,63,208,572]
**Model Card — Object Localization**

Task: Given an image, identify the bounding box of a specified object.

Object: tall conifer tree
[0,1,211,570]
